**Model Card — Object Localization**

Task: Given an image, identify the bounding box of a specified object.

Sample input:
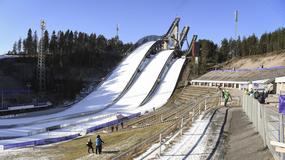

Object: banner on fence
[279,95,285,114]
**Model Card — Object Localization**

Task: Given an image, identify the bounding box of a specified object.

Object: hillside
[223,51,285,69]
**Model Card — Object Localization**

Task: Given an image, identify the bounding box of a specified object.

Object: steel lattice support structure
[37,20,46,93]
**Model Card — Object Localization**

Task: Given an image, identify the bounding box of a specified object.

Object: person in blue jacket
[96,135,104,154]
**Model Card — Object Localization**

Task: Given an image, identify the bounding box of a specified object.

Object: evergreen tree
[22,39,27,54]
[236,36,242,57]
[17,38,22,54]
[259,33,268,53]
[12,42,17,54]
[33,31,38,54]
[49,31,58,54]
[26,28,33,54]
[218,38,230,62]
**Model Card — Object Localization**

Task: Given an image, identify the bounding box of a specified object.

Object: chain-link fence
[243,94,284,160]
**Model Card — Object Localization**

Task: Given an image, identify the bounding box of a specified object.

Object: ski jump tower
[162,17,189,51]
[162,17,180,50]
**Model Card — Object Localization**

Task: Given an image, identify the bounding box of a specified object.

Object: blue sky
[0,0,285,54]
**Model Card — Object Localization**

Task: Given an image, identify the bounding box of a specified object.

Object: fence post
[252,100,255,127]
[257,102,260,133]
[159,133,162,157]
[181,118,183,136]
[255,101,258,132]
[243,95,246,113]
[221,93,223,106]
[255,100,258,129]
[261,104,267,148]
[263,105,270,149]
[245,95,248,114]
[250,97,253,121]
[160,115,163,123]
[204,99,207,110]
[242,94,244,111]
[280,114,285,160]
[192,109,195,122]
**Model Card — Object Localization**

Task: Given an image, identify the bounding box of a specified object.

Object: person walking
[96,135,104,154]
[223,90,232,107]
[86,138,94,154]
[120,122,124,129]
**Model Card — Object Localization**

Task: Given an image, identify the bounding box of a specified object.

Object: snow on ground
[104,50,173,112]
[138,108,227,160]
[0,45,187,150]
[137,58,185,113]
[0,49,172,138]
[0,55,13,60]
[0,115,118,146]
[0,41,155,126]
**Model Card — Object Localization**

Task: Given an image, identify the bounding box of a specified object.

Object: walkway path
[216,107,274,160]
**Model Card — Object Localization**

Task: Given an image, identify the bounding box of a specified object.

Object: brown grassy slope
[223,51,285,69]
[0,122,171,160]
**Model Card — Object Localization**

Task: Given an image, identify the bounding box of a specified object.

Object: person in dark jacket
[96,135,104,154]
[86,138,94,153]
[258,91,266,104]
[254,90,260,99]
[121,122,124,129]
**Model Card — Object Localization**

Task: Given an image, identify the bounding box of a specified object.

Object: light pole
[38,20,47,94]
[234,10,239,57]
[235,10,238,40]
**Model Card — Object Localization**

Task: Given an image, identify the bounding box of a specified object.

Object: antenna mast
[235,10,238,40]
[116,24,119,40]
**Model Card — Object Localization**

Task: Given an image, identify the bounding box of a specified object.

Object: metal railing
[112,94,220,160]
[242,94,283,160]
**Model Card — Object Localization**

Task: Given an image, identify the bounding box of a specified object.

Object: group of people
[111,122,124,132]
[86,135,104,154]
[219,87,268,107]
[245,88,268,104]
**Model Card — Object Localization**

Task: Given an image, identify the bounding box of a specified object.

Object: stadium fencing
[243,94,283,160]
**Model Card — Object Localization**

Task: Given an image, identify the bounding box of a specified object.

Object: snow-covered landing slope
[0,50,173,138]
[137,58,186,112]
[0,41,156,126]
[103,50,173,113]
[0,53,187,149]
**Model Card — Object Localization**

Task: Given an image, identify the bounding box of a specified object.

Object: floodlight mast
[37,20,47,94]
